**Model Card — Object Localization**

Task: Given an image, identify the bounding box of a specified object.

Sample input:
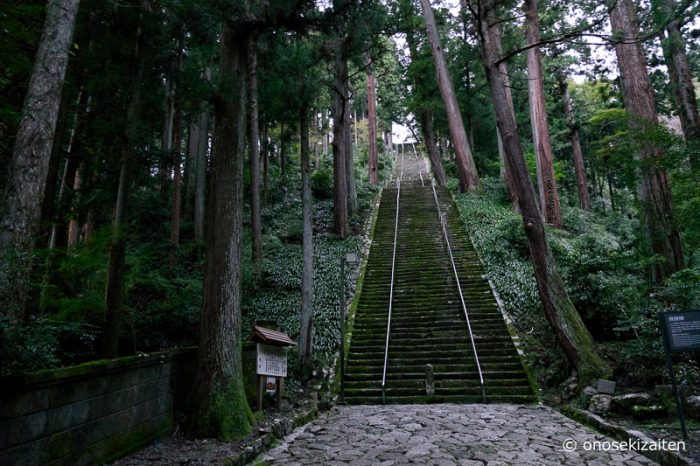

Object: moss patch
[191,380,254,441]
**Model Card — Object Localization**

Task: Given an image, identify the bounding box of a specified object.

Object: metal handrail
[431,181,486,402]
[381,162,402,403]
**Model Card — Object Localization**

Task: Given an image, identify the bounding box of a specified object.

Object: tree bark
[0,0,80,319]
[332,42,350,238]
[247,35,262,265]
[298,105,314,377]
[66,166,83,248]
[192,21,253,440]
[160,83,175,193]
[558,75,590,210]
[280,123,287,175]
[404,15,447,187]
[608,0,684,283]
[344,96,357,214]
[654,0,700,162]
[420,111,447,186]
[497,125,520,212]
[169,79,183,273]
[471,3,606,383]
[367,57,379,185]
[261,120,269,196]
[103,147,130,358]
[524,0,562,227]
[184,116,199,220]
[103,13,146,359]
[420,0,480,193]
[47,87,88,252]
[38,88,73,250]
[194,104,209,244]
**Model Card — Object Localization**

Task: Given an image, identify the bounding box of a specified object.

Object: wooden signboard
[256,343,287,377]
[247,325,295,411]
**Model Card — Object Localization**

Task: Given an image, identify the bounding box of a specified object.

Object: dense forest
[1,0,700,441]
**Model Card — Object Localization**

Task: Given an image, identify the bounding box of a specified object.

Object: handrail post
[431,181,486,402]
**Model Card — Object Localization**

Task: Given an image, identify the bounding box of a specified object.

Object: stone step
[344,394,536,405]
[345,369,529,382]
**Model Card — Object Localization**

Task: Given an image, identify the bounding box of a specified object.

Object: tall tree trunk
[367,56,379,185]
[298,105,314,377]
[160,84,175,193]
[104,148,130,358]
[66,166,83,248]
[420,0,480,193]
[558,75,590,210]
[654,0,700,158]
[262,120,269,196]
[248,35,262,265]
[48,88,87,252]
[0,0,80,319]
[333,43,350,238]
[194,104,209,244]
[345,97,357,214]
[404,17,447,187]
[353,110,358,146]
[103,14,145,359]
[169,77,183,272]
[471,3,606,383]
[420,111,447,186]
[192,22,253,440]
[184,116,199,220]
[524,0,562,227]
[38,88,73,250]
[482,12,520,211]
[280,123,287,175]
[497,125,520,212]
[608,0,684,283]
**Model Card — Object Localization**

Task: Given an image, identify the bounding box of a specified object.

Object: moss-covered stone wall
[0,347,196,465]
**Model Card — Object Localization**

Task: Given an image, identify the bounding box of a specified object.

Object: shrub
[311,167,333,199]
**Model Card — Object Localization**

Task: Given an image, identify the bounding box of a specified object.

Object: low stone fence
[0,347,196,465]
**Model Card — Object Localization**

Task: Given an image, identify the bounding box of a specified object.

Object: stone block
[588,394,612,414]
[0,410,48,449]
[686,395,700,420]
[611,393,651,414]
[0,389,50,420]
[596,379,616,395]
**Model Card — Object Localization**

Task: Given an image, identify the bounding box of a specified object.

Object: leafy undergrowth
[451,177,700,399]
[0,165,381,380]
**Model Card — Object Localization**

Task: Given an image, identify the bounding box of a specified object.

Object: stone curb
[221,405,318,466]
[559,406,697,466]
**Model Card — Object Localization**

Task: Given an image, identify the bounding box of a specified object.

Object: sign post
[248,326,296,411]
[658,310,700,439]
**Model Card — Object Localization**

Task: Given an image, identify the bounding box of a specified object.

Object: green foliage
[0,317,99,376]
[311,167,333,199]
[452,177,697,390]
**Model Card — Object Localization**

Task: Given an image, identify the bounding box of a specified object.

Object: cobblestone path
[258,404,658,465]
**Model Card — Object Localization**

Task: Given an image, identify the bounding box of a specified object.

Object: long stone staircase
[344,173,534,404]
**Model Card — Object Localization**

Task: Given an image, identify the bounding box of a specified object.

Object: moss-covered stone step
[345,369,529,382]
[350,340,515,354]
[344,394,536,405]
[354,314,505,324]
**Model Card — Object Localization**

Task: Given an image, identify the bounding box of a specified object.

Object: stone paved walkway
[258,404,659,465]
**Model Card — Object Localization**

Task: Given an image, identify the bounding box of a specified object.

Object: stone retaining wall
[0,347,196,465]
